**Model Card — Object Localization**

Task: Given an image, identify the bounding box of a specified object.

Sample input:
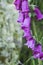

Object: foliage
[0,0,23,65]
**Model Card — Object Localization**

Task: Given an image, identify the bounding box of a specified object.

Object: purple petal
[13,0,22,10]
[39,52,43,60]
[34,7,43,20]
[37,14,43,20]
[33,44,42,58]
[34,7,41,15]
[22,0,30,13]
[33,52,40,58]
[17,11,25,23]
[34,44,42,52]
[21,16,31,30]
[25,38,35,50]
[23,31,32,40]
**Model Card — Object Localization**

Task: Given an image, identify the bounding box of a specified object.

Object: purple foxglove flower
[39,52,43,60]
[34,7,43,20]
[17,11,25,23]
[13,0,22,10]
[25,38,35,50]
[33,44,42,58]
[22,0,30,13]
[23,31,32,40]
[21,16,31,30]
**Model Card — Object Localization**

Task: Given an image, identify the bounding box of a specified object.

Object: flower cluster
[14,0,43,60]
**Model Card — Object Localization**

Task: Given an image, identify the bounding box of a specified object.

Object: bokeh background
[0,0,43,65]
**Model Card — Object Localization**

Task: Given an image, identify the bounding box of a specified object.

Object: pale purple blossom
[17,11,25,23]
[22,0,30,13]
[25,38,35,50]
[23,31,32,40]
[21,16,31,30]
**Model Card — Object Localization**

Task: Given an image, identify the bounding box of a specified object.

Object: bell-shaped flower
[23,31,32,40]
[21,16,31,30]
[33,44,42,58]
[34,7,43,20]
[13,0,22,10]
[25,38,35,50]
[17,11,25,23]
[22,0,30,13]
[39,52,43,60]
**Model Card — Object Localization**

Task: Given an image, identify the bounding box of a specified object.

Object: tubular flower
[22,0,30,13]
[39,52,43,60]
[21,16,31,30]
[34,7,43,20]
[25,38,35,50]
[33,44,42,58]
[23,31,32,40]
[14,0,22,10]
[17,11,25,23]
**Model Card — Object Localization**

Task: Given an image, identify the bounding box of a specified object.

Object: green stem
[32,59,35,65]
[38,59,42,65]
[32,21,42,65]
[24,56,33,65]
[32,21,38,41]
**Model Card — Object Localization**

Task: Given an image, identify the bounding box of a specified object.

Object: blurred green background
[0,0,43,65]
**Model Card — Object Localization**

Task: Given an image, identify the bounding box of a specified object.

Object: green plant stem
[38,59,42,65]
[32,21,38,41]
[24,56,33,65]
[32,59,35,65]
[32,21,42,65]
